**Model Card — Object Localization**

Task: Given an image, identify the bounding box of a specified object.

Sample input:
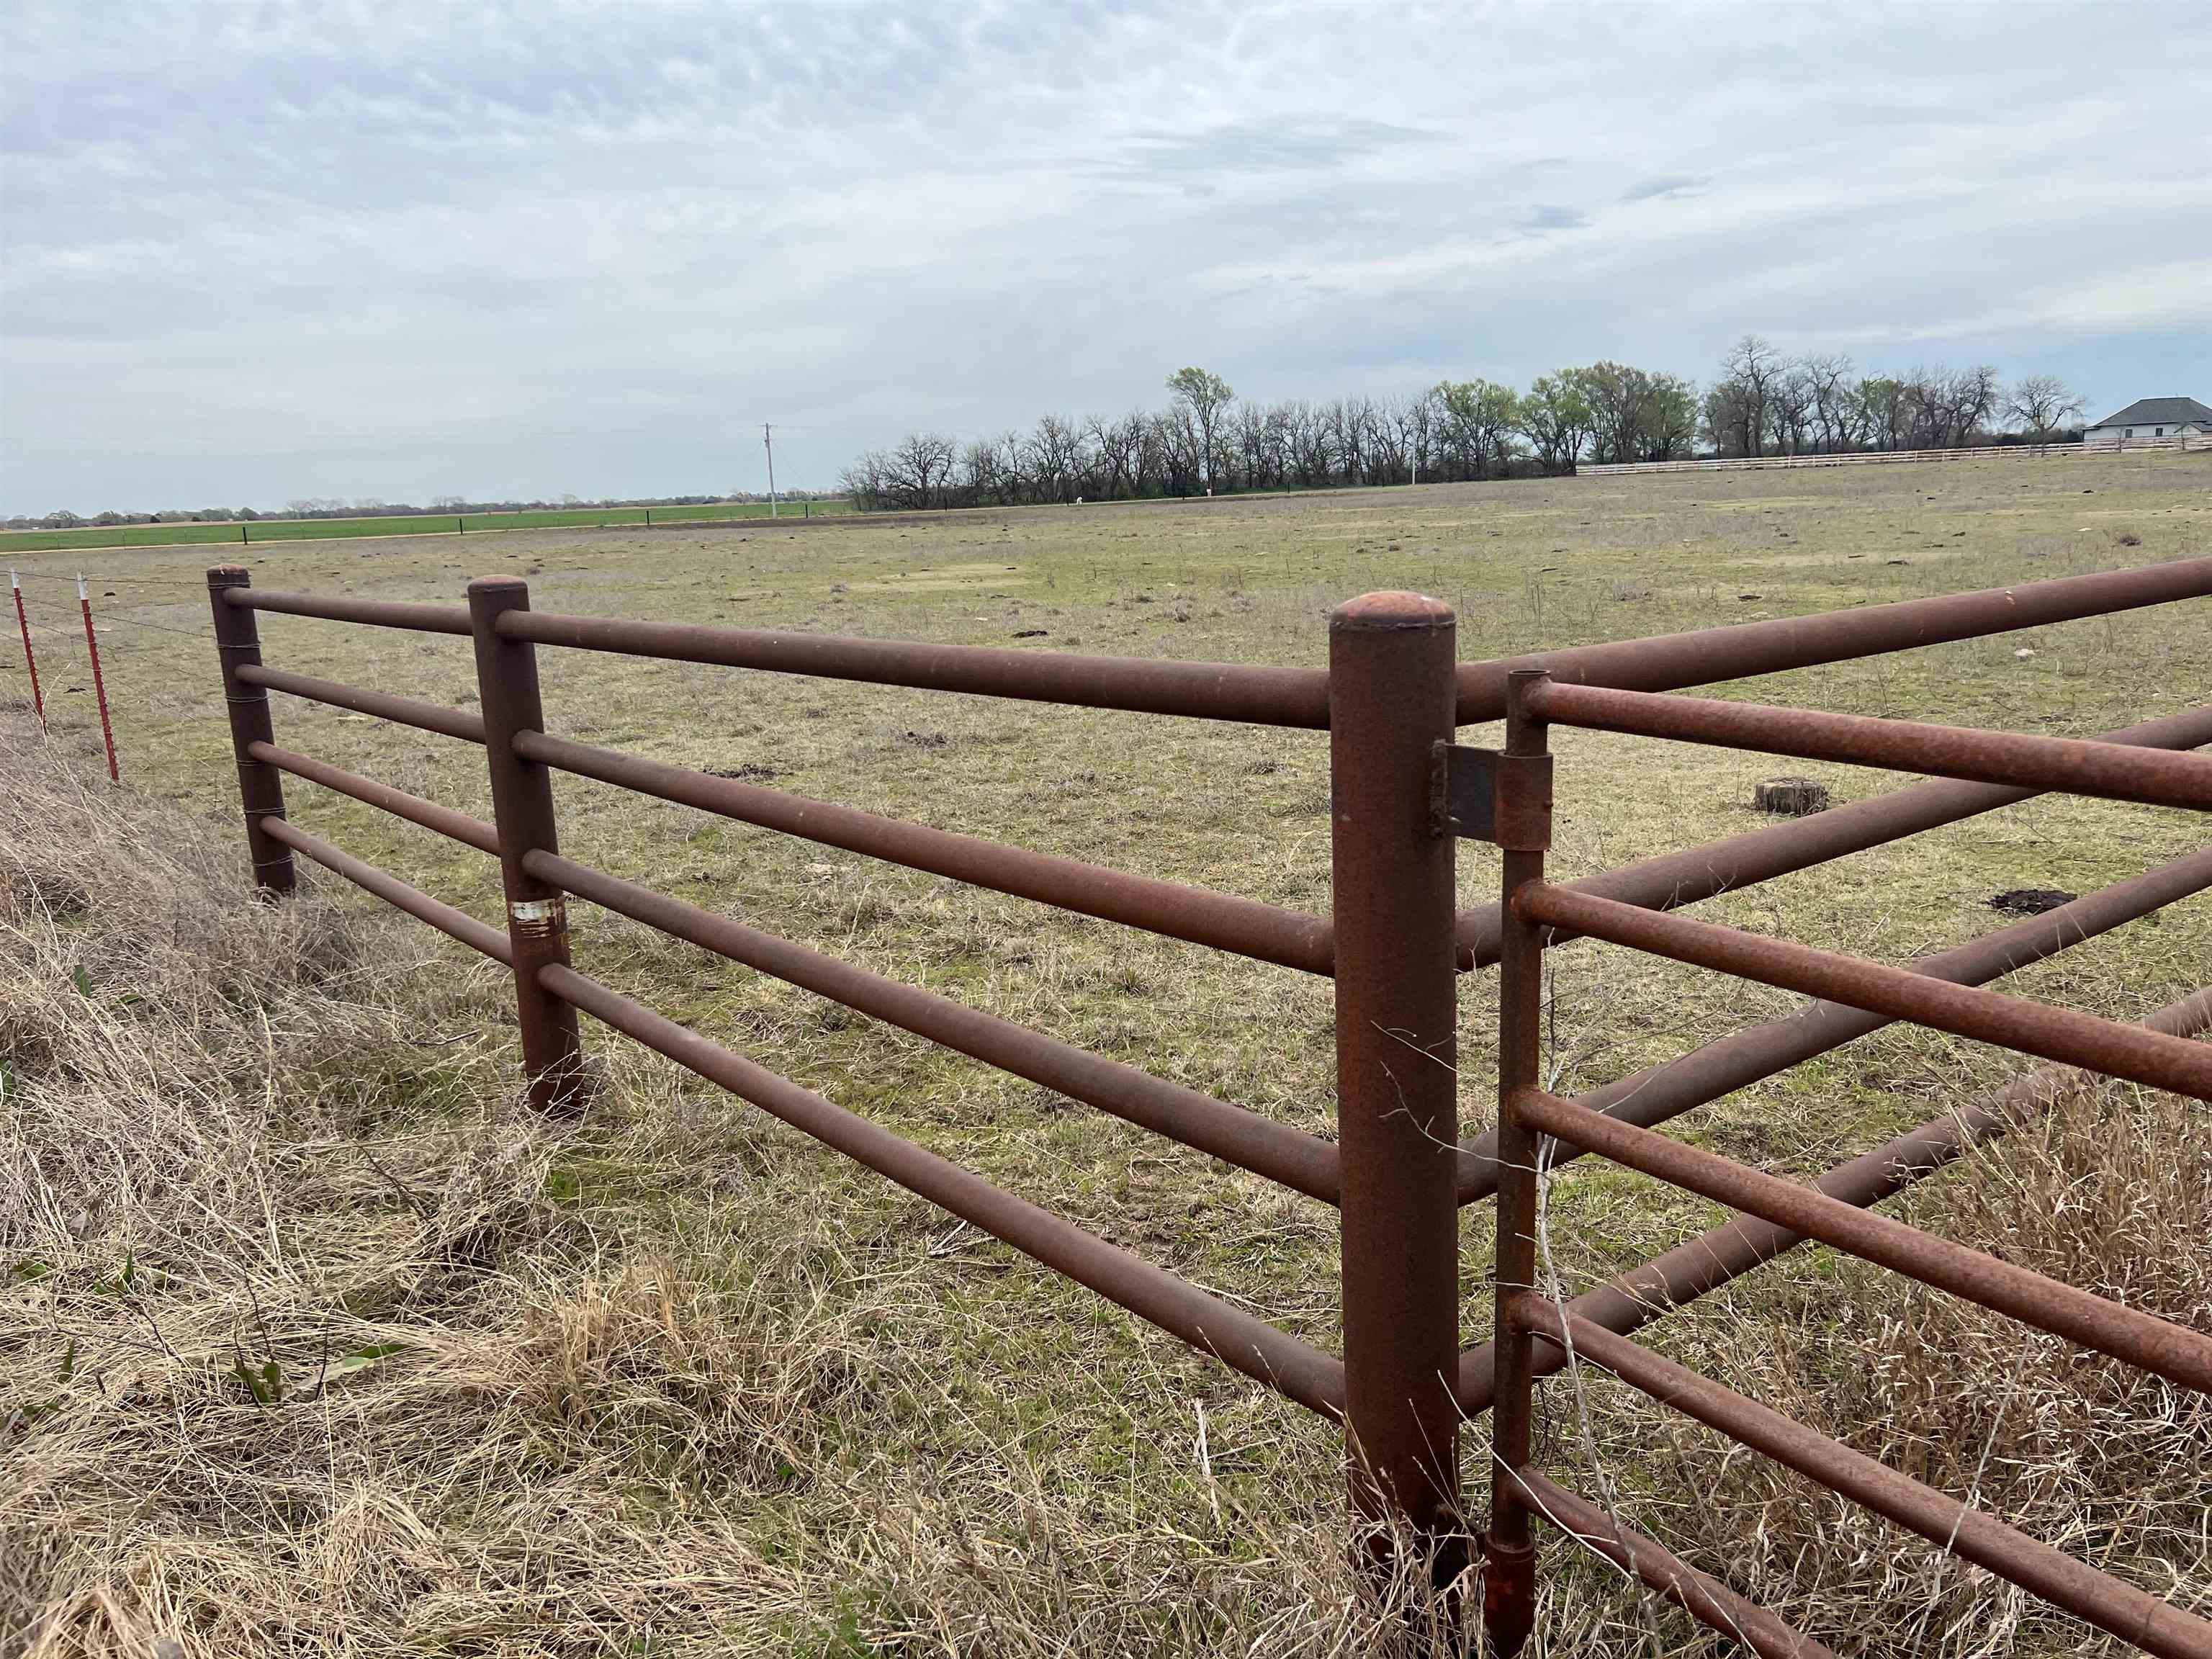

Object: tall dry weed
[1552,1071,2212,1655]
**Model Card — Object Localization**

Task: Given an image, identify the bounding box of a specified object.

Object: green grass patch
[1,498,852,554]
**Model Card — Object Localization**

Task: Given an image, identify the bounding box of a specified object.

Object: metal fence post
[1328,591,1465,1594]
[12,570,46,732]
[206,566,294,895]
[78,575,120,782]
[1482,669,1553,1655]
[467,575,588,1115]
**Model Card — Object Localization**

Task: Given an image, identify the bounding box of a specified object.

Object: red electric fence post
[77,574,119,781]
[467,575,589,1115]
[1327,591,1467,1601]
[11,570,44,731]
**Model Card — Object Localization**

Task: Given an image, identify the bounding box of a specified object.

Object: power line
[763,423,779,518]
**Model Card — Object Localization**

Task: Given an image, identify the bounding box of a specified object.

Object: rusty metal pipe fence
[202,557,2212,1654]
[1470,660,2212,1656]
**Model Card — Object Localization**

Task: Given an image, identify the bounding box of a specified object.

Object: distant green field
[0,498,850,554]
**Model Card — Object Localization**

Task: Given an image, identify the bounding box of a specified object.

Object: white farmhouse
[2081,396,2211,448]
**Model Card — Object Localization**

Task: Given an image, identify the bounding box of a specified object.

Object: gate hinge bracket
[1431,742,1552,850]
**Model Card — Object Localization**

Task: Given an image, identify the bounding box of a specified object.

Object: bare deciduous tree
[1086,412,1143,499]
[1024,414,1084,504]
[2005,374,2086,441]
[1803,354,1859,452]
[1717,334,1784,456]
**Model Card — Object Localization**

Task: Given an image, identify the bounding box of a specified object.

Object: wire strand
[9,570,209,591]
[84,611,209,639]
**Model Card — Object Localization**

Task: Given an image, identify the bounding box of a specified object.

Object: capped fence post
[467,575,588,1115]
[1328,591,1465,1598]
[206,565,294,895]
[1481,669,1554,1656]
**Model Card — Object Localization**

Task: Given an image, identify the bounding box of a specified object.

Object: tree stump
[1753,777,1830,816]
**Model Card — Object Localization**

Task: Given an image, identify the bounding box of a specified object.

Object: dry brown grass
[0,727,1459,1655]
[4,453,2210,1653]
[7,726,2205,1656]
[1542,1066,2212,1654]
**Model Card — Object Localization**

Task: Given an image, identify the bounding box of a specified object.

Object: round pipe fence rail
[1475,665,2212,1658]
[204,555,2212,1655]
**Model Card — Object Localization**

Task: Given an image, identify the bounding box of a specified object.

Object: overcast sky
[4,1,2208,514]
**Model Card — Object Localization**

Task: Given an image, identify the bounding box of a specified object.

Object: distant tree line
[841,343,2088,511]
[1700,340,2085,458]
[5,487,838,533]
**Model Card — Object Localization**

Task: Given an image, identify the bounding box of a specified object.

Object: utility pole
[763,423,778,518]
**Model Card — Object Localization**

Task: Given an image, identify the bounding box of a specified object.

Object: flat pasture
[6,448,2208,1653]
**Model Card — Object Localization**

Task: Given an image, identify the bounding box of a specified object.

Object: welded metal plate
[1436,742,1499,841]
[1434,742,1552,849]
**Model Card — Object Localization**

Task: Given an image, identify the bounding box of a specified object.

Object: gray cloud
[1621,174,1710,202]
[1513,204,1590,237]
[3,1,2209,512]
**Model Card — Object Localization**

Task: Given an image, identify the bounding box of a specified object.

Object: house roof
[2088,396,2212,428]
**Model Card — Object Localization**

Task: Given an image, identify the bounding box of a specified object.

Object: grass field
[5,449,2210,1655]
[0,498,850,555]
